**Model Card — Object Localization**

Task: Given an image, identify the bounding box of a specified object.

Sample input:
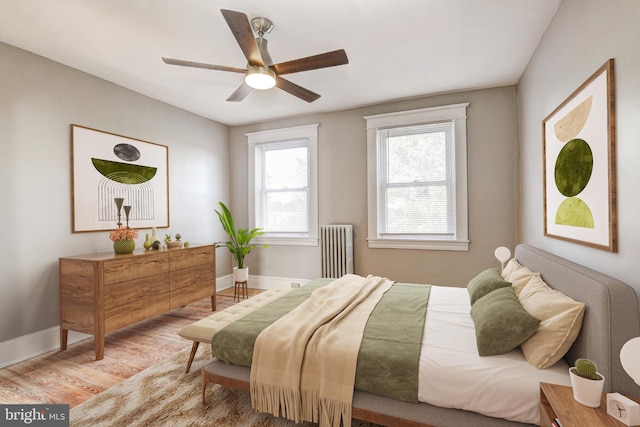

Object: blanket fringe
[319,396,352,427]
[301,388,320,422]
[251,380,302,423]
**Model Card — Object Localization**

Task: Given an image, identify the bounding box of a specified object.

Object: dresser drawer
[170,281,214,309]
[170,262,215,291]
[105,293,170,333]
[104,273,170,309]
[103,252,169,285]
[169,245,215,271]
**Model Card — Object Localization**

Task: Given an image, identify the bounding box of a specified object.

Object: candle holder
[123,205,131,229]
[114,198,124,227]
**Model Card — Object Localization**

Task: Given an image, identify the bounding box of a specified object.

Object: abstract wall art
[543,59,616,251]
[71,125,169,232]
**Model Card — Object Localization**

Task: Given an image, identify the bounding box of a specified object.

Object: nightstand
[540,382,640,427]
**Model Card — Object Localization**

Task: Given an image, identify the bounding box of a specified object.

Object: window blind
[377,121,455,238]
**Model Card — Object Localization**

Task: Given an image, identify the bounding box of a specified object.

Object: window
[248,124,318,246]
[365,103,469,251]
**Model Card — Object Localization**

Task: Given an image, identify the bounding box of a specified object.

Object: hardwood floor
[0,287,262,408]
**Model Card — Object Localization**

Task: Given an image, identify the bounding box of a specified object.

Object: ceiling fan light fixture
[245,66,276,90]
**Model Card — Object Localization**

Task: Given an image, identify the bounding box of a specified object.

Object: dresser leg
[95,335,105,360]
[60,328,68,351]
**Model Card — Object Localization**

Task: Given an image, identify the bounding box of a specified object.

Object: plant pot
[569,367,605,407]
[233,266,249,283]
[113,240,135,254]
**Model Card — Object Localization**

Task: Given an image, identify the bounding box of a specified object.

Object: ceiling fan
[162,9,349,103]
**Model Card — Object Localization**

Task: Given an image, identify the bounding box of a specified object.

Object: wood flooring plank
[0,288,262,408]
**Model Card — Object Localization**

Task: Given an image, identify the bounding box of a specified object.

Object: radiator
[320,225,354,278]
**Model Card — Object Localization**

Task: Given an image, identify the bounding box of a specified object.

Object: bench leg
[202,369,207,405]
[185,341,200,373]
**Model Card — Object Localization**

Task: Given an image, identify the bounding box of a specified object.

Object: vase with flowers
[109,226,139,254]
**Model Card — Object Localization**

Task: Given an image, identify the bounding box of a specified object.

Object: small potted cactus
[569,358,605,407]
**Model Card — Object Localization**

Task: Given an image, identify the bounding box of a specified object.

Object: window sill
[366,238,469,251]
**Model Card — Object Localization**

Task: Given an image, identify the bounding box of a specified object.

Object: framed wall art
[71,124,170,232]
[542,58,616,251]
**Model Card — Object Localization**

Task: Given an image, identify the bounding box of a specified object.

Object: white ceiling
[0,0,561,126]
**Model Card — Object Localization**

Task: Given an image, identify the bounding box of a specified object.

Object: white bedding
[418,285,572,425]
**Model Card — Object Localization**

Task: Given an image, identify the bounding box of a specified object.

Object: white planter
[569,368,605,408]
[233,266,249,282]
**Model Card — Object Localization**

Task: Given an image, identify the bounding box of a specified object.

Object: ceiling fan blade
[276,77,320,103]
[221,9,263,66]
[162,57,246,73]
[256,38,273,67]
[273,49,348,75]
[226,83,252,102]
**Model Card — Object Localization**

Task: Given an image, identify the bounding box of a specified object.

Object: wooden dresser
[59,244,216,360]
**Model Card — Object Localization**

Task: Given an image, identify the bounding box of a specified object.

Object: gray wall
[230,86,520,287]
[0,42,231,343]
[518,0,640,299]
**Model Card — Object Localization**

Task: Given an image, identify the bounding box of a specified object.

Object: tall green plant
[215,201,268,269]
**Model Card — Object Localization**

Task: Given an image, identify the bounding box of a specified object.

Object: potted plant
[569,358,605,407]
[109,226,139,254]
[215,201,268,283]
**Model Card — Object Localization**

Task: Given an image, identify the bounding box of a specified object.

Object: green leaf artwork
[92,158,158,184]
[554,138,594,228]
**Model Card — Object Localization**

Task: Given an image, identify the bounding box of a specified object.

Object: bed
[200,244,640,426]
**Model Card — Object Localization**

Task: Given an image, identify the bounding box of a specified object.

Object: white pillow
[502,258,540,296]
[518,276,585,369]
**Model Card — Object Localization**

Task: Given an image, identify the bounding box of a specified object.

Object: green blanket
[211,279,430,403]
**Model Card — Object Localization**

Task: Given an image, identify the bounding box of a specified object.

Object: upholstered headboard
[515,244,640,396]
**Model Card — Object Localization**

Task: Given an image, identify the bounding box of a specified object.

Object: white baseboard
[0,327,91,369]
[218,274,311,291]
[0,274,310,369]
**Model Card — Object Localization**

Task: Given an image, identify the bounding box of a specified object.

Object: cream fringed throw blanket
[250,274,393,427]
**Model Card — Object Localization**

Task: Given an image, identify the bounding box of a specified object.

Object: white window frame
[365,103,470,251]
[247,124,319,247]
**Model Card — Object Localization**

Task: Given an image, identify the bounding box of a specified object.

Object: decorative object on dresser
[108,225,139,254]
[150,226,161,245]
[58,244,216,360]
[569,358,606,407]
[164,233,181,249]
[143,233,153,250]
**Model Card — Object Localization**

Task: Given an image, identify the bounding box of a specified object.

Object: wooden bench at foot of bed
[178,288,293,373]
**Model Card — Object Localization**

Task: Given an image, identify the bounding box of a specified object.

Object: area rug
[71,346,382,426]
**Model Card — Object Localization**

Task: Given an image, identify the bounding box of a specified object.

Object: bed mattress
[418,285,571,424]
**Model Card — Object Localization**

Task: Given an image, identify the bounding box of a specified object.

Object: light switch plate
[606,393,640,426]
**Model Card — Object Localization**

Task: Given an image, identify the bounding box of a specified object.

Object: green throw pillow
[470,287,540,356]
[467,268,512,305]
